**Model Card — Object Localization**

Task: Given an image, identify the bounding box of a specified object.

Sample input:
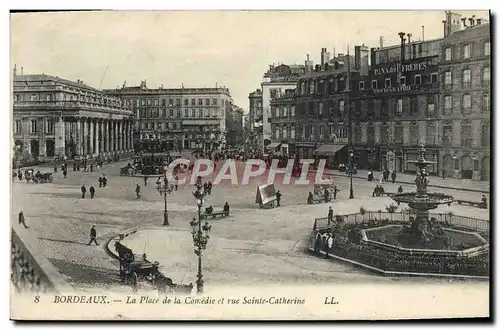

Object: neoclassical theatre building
[12,71,134,160]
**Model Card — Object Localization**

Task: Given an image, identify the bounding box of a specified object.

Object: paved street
[11,159,490,293]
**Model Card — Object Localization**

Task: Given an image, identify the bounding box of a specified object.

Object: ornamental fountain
[391,144,455,246]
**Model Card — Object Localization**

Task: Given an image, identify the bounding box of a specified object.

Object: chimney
[13,64,17,76]
[21,66,23,75]
[379,36,384,48]
[477,19,482,25]
[354,45,361,70]
[398,32,406,63]
[461,17,467,28]
[422,25,425,41]
[442,20,447,38]
[469,17,475,27]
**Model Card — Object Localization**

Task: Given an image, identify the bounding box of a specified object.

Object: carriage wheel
[131,272,139,292]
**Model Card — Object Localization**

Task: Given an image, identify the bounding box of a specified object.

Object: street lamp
[349,148,354,199]
[161,168,173,226]
[191,181,211,294]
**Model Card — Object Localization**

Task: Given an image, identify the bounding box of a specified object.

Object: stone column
[39,117,47,158]
[118,121,123,152]
[128,121,134,151]
[55,116,66,157]
[76,118,82,156]
[89,119,94,155]
[82,118,88,156]
[106,120,111,153]
[121,121,125,152]
[96,120,101,156]
[113,121,118,152]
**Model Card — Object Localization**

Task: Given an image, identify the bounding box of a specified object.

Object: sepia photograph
[8,8,491,321]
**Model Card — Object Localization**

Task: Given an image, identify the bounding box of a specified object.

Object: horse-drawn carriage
[30,171,53,183]
[120,166,134,176]
[114,241,193,294]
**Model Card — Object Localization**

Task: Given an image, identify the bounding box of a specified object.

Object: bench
[308,197,332,204]
[201,210,230,219]
[456,200,487,209]
[373,192,394,197]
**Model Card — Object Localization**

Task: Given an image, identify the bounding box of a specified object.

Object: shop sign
[373,85,413,94]
[373,62,429,76]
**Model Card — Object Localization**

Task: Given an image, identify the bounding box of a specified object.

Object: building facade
[105,81,232,153]
[269,88,297,156]
[248,89,263,148]
[226,104,244,147]
[261,63,306,151]
[439,18,490,181]
[351,37,443,173]
[13,72,134,160]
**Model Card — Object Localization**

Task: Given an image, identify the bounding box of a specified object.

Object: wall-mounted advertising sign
[373,85,413,94]
[373,62,430,76]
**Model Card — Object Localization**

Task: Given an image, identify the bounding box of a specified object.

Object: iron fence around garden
[313,211,489,233]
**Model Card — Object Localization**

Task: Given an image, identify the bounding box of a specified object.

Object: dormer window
[371,80,378,89]
[384,78,391,88]
[399,77,406,86]
[359,81,365,90]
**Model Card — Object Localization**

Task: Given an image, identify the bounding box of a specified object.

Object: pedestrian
[307,192,314,204]
[98,176,103,188]
[90,164,94,172]
[88,225,99,245]
[63,169,67,179]
[81,185,87,199]
[135,184,141,199]
[223,202,230,216]
[77,164,81,171]
[391,171,396,184]
[313,230,321,256]
[18,211,28,229]
[397,185,403,193]
[327,206,333,225]
[54,165,57,173]
[156,177,162,193]
[203,182,208,195]
[442,169,446,180]
[102,176,107,187]
[379,173,384,184]
[143,175,148,186]
[174,174,179,191]
[207,181,212,195]
[73,163,77,171]
[89,185,95,199]
[324,188,330,202]
[18,170,22,181]
[333,186,339,199]
[275,190,282,207]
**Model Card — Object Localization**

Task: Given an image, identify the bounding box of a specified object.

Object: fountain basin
[392,192,455,206]
[362,225,488,255]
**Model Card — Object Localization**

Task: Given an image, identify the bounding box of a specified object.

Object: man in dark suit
[88,225,99,245]
[18,211,28,229]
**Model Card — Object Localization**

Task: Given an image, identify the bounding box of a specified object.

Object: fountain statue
[392,144,455,243]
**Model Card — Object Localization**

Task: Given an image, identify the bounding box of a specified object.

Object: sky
[11,10,489,111]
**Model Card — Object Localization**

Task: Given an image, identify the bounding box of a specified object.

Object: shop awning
[313,144,346,156]
[267,142,281,149]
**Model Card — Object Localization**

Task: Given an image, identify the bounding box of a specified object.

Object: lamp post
[161,167,172,226]
[191,181,211,294]
[349,148,354,199]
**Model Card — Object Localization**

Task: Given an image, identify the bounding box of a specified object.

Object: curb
[306,247,489,280]
[104,227,140,261]
[311,170,489,194]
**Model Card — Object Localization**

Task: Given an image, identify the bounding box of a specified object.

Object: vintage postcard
[10,10,490,320]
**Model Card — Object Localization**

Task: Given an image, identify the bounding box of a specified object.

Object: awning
[313,144,347,156]
[267,142,281,149]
